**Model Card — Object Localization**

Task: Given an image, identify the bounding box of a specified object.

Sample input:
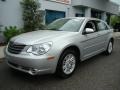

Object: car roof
[64,17,102,21]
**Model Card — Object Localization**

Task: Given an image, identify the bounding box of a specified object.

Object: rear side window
[96,21,109,31]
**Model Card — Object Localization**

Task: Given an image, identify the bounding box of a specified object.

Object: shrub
[3,26,22,43]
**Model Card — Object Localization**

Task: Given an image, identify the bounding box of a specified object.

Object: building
[0,0,119,29]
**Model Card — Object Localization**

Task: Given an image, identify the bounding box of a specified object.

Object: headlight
[27,42,53,55]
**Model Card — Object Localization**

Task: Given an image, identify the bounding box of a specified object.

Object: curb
[114,36,120,39]
[0,46,5,62]
[113,32,120,38]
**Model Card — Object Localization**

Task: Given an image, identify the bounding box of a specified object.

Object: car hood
[11,30,77,45]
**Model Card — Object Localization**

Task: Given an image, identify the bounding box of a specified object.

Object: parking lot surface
[0,39,120,90]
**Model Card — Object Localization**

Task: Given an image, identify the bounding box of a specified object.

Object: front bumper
[5,48,58,75]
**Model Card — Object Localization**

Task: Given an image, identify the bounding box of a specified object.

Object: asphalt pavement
[0,38,120,90]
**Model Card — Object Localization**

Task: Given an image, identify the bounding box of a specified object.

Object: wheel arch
[55,45,81,76]
[110,37,114,44]
[58,45,81,62]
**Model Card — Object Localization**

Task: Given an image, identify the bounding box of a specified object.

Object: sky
[111,0,120,5]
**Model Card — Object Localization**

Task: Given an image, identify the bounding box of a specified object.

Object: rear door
[95,20,110,50]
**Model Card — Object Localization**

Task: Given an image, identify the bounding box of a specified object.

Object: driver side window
[85,21,96,32]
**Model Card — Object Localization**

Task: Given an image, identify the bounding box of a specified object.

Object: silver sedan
[5,17,114,78]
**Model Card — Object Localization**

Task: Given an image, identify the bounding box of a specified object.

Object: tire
[56,49,78,78]
[105,40,113,55]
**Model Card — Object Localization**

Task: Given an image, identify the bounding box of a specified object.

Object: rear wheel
[105,41,113,55]
[56,49,78,78]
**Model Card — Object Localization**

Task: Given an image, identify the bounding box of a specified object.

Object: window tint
[85,21,96,32]
[96,21,108,31]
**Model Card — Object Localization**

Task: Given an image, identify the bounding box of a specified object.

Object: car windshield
[44,18,84,32]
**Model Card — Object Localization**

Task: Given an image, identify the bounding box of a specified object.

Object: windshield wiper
[46,28,63,31]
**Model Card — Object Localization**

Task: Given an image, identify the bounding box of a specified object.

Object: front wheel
[105,41,113,55]
[56,49,78,78]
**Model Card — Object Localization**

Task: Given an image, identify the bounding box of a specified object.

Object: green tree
[21,0,44,32]
[110,15,120,27]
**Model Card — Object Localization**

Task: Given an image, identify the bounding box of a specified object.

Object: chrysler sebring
[5,17,114,78]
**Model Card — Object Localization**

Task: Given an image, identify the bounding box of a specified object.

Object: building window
[75,13,84,17]
[1,0,6,2]
[91,10,102,19]
[106,14,111,25]
[45,10,65,24]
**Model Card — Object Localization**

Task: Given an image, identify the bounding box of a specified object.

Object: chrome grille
[8,41,26,54]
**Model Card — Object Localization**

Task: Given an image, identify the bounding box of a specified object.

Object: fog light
[29,68,39,75]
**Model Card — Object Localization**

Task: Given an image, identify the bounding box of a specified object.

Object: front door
[80,21,100,60]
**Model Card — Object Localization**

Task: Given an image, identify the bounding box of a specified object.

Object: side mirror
[84,28,94,34]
